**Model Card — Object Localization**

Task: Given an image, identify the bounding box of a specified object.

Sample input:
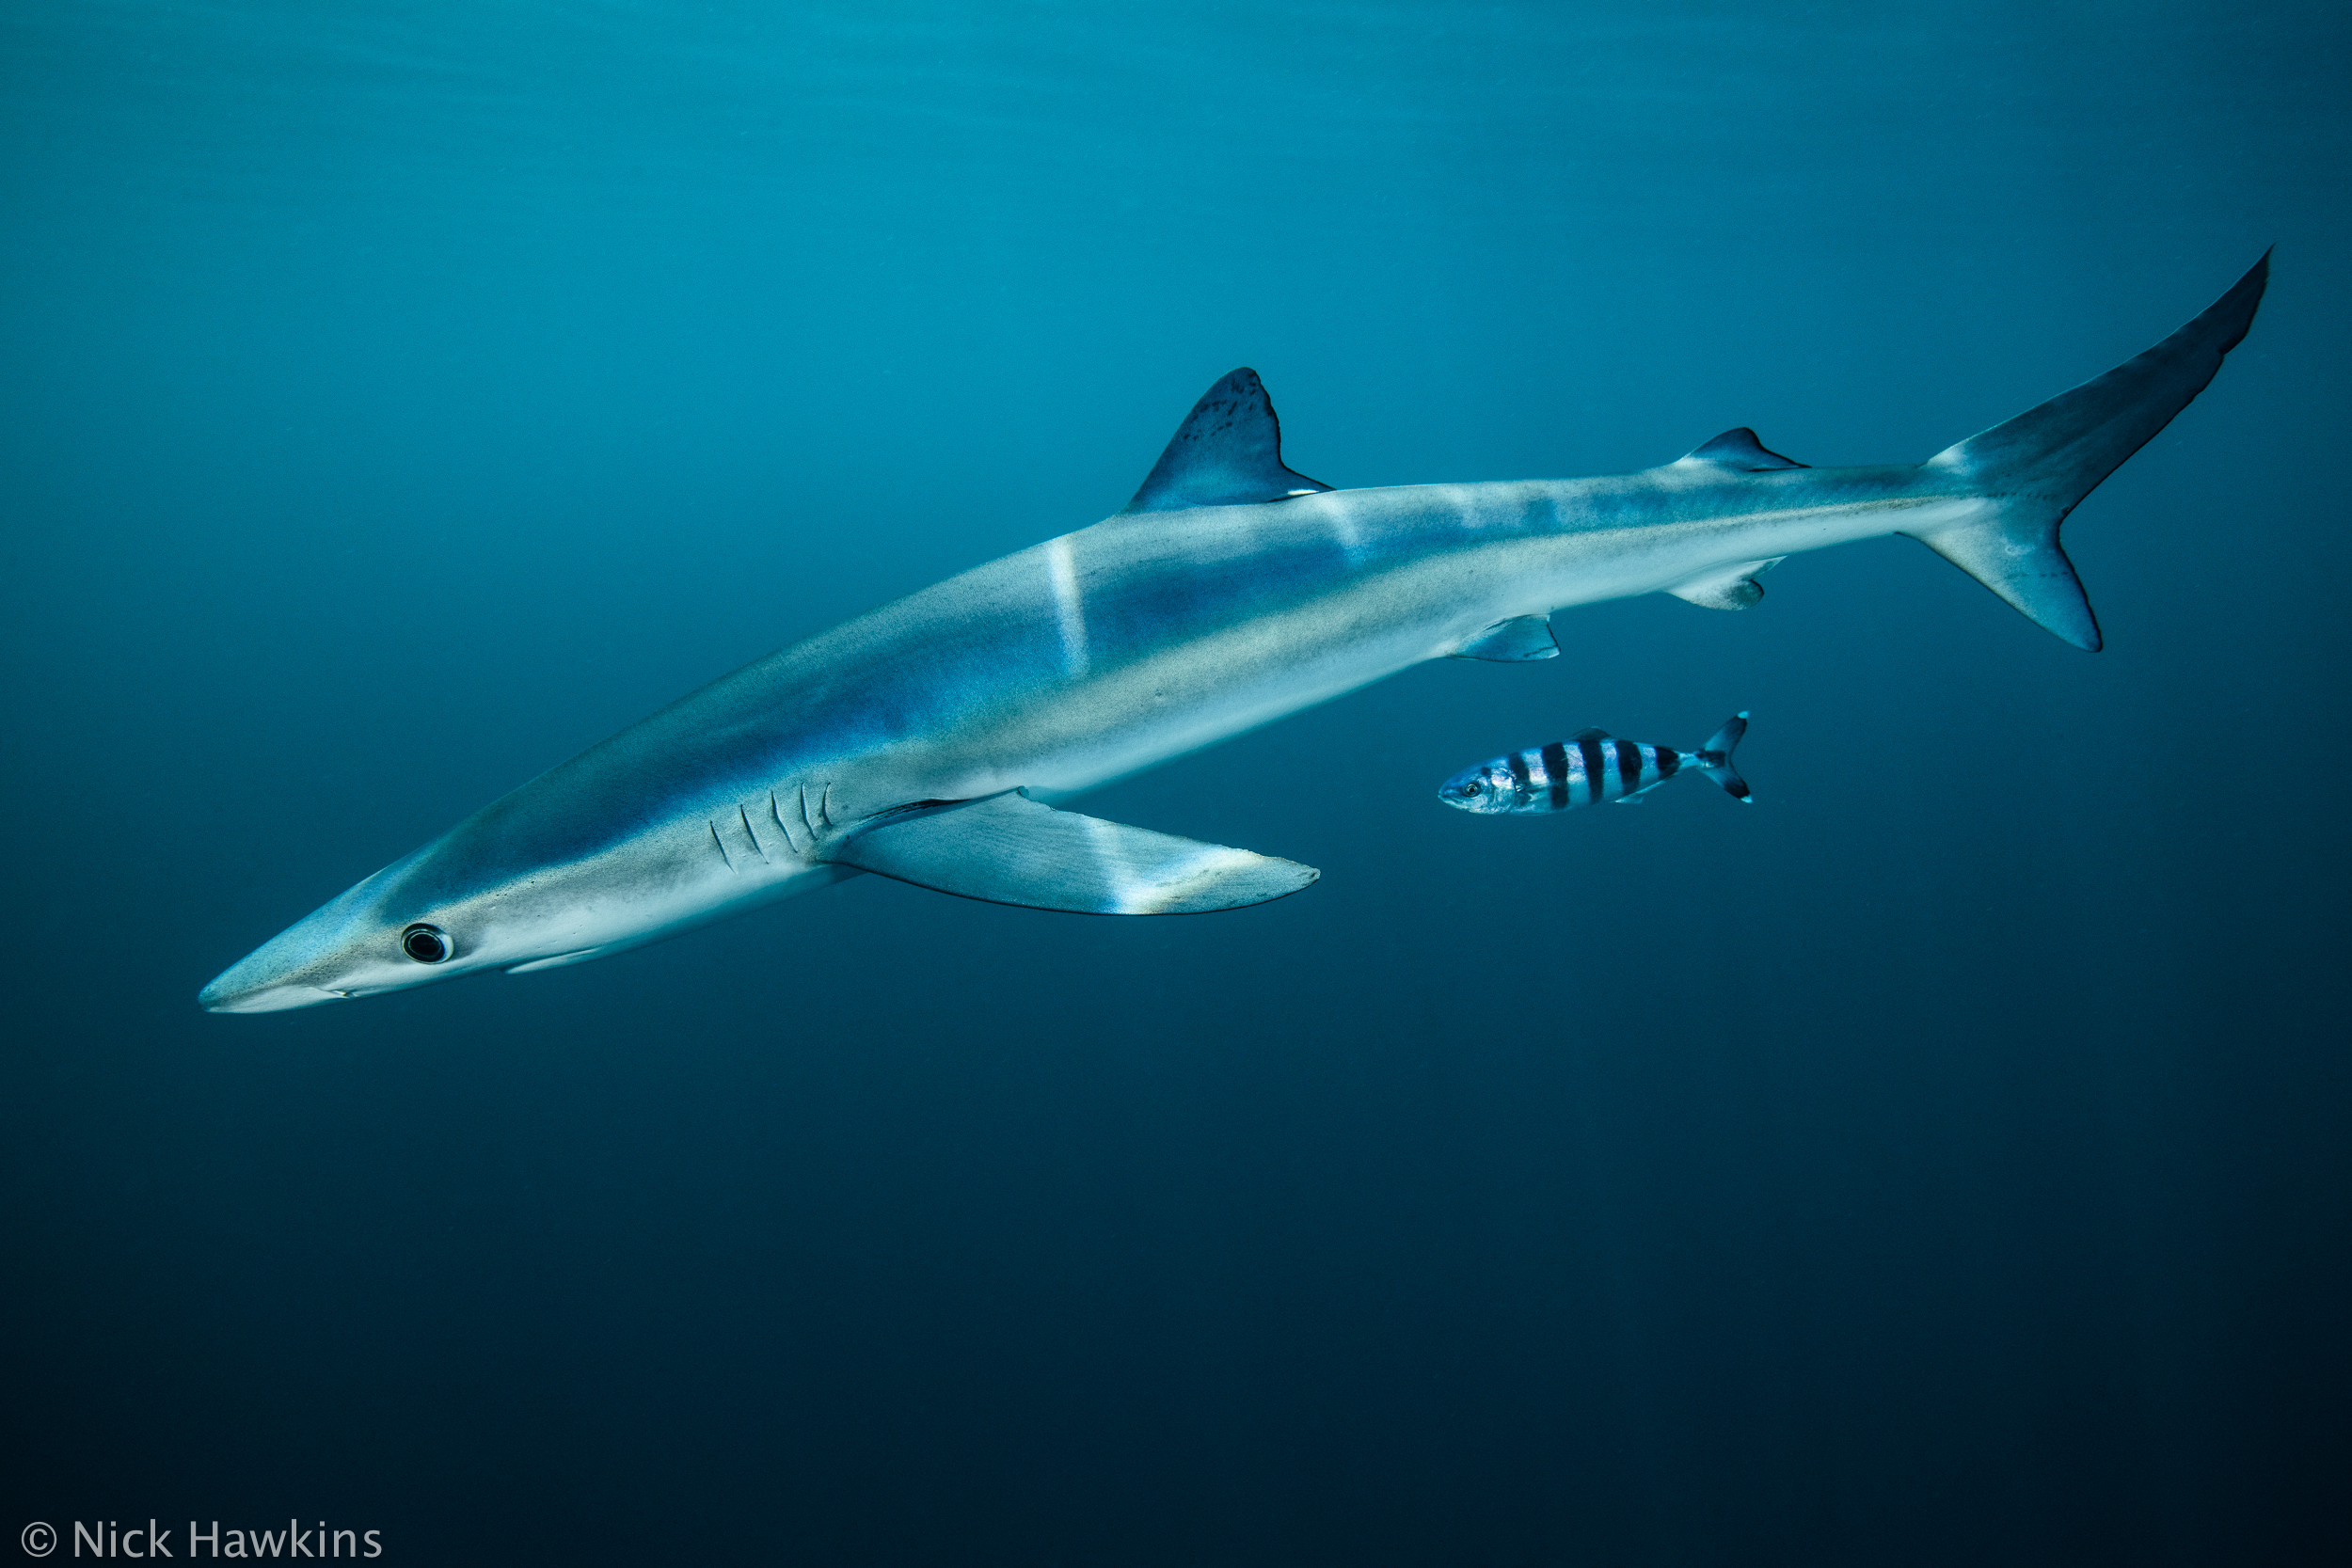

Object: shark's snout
[199,932,355,1013]
[199,972,348,1013]
[197,863,419,1013]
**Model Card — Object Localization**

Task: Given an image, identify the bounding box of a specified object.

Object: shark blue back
[199,259,2266,1012]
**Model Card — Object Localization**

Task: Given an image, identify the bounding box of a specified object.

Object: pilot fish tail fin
[1696,712,1752,801]
[1905,252,2270,653]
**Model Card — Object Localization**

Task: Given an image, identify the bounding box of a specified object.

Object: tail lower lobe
[1904,253,2270,651]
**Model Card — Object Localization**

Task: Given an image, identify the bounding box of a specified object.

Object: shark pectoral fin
[1450,614,1560,661]
[1666,558,1785,610]
[505,947,606,974]
[824,792,1319,914]
[1121,368,1333,514]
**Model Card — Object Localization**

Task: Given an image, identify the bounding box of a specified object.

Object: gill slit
[739,804,770,863]
[709,820,735,872]
[771,793,804,855]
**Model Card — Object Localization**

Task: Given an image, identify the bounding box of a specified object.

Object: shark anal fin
[824,792,1318,914]
[1122,368,1333,514]
[1678,428,1808,471]
[1450,614,1560,661]
[1667,557,1785,610]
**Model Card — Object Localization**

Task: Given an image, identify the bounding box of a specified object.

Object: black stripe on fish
[1657,747,1680,781]
[1507,750,1532,802]
[1540,740,1568,810]
[1617,738,1643,797]
[1576,736,1607,806]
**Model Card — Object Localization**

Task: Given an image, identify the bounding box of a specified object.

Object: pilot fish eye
[400,924,452,963]
[1463,781,1483,794]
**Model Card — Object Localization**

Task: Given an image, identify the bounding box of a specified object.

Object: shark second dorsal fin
[1123,368,1333,514]
[1679,428,1808,471]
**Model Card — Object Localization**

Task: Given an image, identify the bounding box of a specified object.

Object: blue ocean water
[3,2,2346,1561]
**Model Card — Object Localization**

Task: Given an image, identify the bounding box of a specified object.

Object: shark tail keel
[1906,252,2270,651]
[1696,712,1752,802]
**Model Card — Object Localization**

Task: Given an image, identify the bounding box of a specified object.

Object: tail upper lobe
[1904,253,2270,651]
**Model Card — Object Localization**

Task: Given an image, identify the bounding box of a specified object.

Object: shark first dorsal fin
[823,791,1318,914]
[1679,428,1808,471]
[1123,368,1333,514]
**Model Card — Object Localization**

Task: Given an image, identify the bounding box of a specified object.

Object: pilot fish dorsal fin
[1569,726,1611,740]
[1678,427,1808,471]
[1122,368,1334,514]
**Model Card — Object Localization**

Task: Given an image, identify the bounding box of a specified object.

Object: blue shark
[200,256,2268,1012]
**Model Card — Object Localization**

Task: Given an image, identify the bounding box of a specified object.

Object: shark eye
[401,924,452,963]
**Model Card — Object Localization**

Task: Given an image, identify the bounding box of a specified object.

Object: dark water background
[5,3,2347,1561]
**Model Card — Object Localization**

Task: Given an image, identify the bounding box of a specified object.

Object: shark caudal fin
[1906,253,2270,652]
[1696,712,1752,801]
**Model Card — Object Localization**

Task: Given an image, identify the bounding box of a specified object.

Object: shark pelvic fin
[823,791,1319,914]
[1450,614,1560,661]
[1667,557,1785,610]
[1122,368,1333,514]
[1678,428,1808,471]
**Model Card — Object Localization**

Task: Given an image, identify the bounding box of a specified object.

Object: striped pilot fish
[1438,714,1752,815]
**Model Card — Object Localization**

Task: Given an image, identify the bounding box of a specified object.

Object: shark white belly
[199,256,2268,1012]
